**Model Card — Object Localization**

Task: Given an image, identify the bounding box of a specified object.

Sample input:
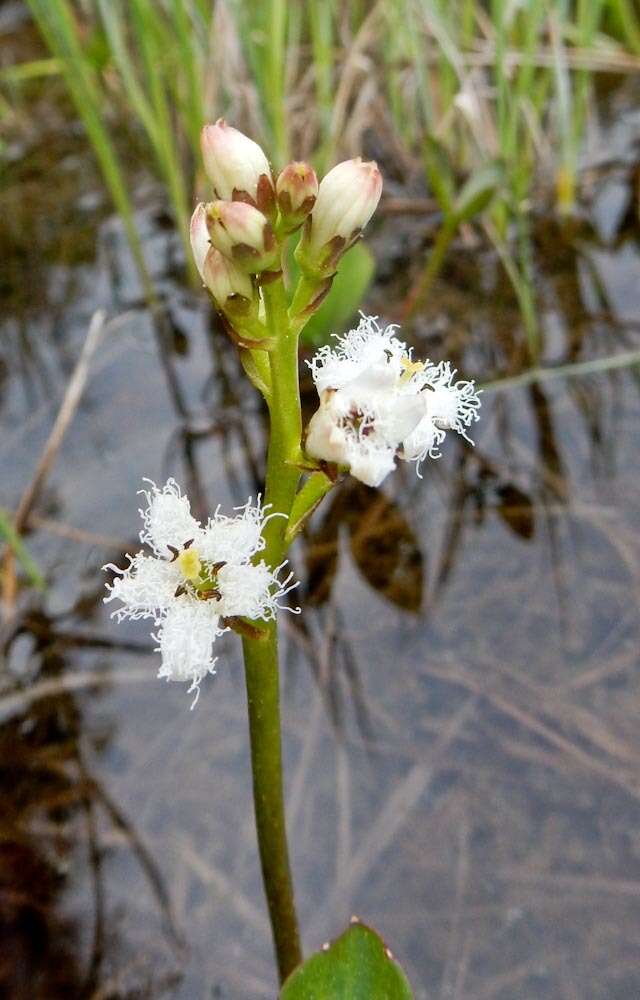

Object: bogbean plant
[105,120,480,994]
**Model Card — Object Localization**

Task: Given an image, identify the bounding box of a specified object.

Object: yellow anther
[399,357,424,383]
[178,547,202,582]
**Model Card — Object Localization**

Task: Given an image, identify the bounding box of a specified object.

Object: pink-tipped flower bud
[300,158,382,271]
[206,200,278,274]
[276,162,318,232]
[190,202,211,281]
[200,120,275,217]
[202,247,254,309]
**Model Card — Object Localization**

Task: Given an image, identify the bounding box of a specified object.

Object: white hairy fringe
[305,314,481,486]
[104,481,298,704]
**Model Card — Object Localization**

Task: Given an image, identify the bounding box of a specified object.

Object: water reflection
[2,61,640,1000]
[0,625,87,998]
[303,481,424,612]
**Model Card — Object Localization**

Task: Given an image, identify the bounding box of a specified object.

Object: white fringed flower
[305,315,481,487]
[104,480,296,705]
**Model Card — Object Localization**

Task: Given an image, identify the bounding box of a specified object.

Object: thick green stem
[242,276,303,983]
[242,626,301,983]
[261,281,303,560]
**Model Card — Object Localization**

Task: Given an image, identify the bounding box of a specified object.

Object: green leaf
[299,242,375,347]
[423,135,456,216]
[280,921,414,1000]
[0,510,46,590]
[452,161,504,224]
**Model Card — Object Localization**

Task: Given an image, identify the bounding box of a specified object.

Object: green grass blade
[95,0,159,143]
[168,0,207,153]
[26,0,154,300]
[309,0,334,170]
[267,0,288,166]
[129,0,196,279]
[609,0,640,53]
[0,511,46,590]
[0,58,61,83]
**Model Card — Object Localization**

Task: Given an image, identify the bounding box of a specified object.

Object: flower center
[178,547,202,582]
[345,407,374,437]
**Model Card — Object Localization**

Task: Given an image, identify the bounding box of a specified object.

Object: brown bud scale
[256,173,276,217]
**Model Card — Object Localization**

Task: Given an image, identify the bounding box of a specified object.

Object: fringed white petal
[348,446,398,488]
[217,561,298,620]
[417,361,482,437]
[199,497,266,563]
[401,415,446,467]
[155,600,223,701]
[138,478,201,557]
[306,398,351,466]
[103,552,180,621]
[308,314,407,393]
[377,391,426,443]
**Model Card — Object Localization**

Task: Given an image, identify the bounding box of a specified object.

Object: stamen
[199,588,222,602]
[399,357,425,383]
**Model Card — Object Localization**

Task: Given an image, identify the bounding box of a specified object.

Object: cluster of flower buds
[305,316,481,487]
[190,119,383,340]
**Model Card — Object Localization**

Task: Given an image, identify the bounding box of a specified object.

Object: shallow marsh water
[2,55,640,1000]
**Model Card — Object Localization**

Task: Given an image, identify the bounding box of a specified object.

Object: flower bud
[206,200,278,274]
[190,203,211,282]
[299,158,382,271]
[202,247,254,308]
[200,120,275,216]
[276,162,318,232]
